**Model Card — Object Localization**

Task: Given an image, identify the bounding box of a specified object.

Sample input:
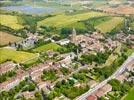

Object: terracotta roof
[87,95,97,100]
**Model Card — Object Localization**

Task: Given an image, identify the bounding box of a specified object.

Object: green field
[124,87,134,100]
[33,42,61,52]
[0,48,38,63]
[37,11,106,28]
[0,31,22,46]
[95,17,124,33]
[0,15,24,30]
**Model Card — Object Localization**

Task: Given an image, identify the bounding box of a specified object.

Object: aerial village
[0,0,134,100]
[0,28,134,100]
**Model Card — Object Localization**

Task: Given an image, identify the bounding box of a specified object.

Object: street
[76,54,134,100]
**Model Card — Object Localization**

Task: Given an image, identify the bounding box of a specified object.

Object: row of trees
[0,70,16,83]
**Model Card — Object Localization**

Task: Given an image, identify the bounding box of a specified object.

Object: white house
[57,39,70,45]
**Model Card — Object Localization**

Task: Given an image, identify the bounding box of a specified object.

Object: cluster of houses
[115,32,134,48]
[0,51,77,97]
[68,29,120,53]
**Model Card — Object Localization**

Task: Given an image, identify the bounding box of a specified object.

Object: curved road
[76,54,134,100]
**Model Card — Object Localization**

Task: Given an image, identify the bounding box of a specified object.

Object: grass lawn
[95,17,124,33]
[0,15,24,30]
[0,31,23,46]
[33,42,61,52]
[37,11,106,28]
[0,48,38,63]
[124,87,134,100]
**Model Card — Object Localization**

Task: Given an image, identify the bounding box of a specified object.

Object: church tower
[71,28,77,44]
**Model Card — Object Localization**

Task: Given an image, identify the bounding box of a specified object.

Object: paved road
[76,54,134,100]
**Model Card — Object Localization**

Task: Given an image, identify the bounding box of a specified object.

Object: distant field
[124,87,134,100]
[0,48,38,63]
[37,11,106,28]
[0,31,22,46]
[102,5,134,15]
[33,42,61,52]
[0,15,24,30]
[95,17,124,33]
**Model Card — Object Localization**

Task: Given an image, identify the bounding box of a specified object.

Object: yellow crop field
[0,31,23,46]
[0,48,38,63]
[0,15,24,30]
[37,11,106,28]
[95,17,124,33]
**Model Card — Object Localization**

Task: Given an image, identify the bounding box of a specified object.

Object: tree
[28,83,36,91]
[60,27,71,38]
[109,79,121,91]
[34,91,42,100]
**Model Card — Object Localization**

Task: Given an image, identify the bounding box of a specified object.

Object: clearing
[0,15,24,30]
[0,48,38,63]
[0,31,22,46]
[33,42,61,52]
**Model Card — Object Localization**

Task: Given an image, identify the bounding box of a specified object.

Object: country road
[76,54,134,100]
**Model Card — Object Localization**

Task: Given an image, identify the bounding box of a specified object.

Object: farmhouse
[0,61,17,74]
